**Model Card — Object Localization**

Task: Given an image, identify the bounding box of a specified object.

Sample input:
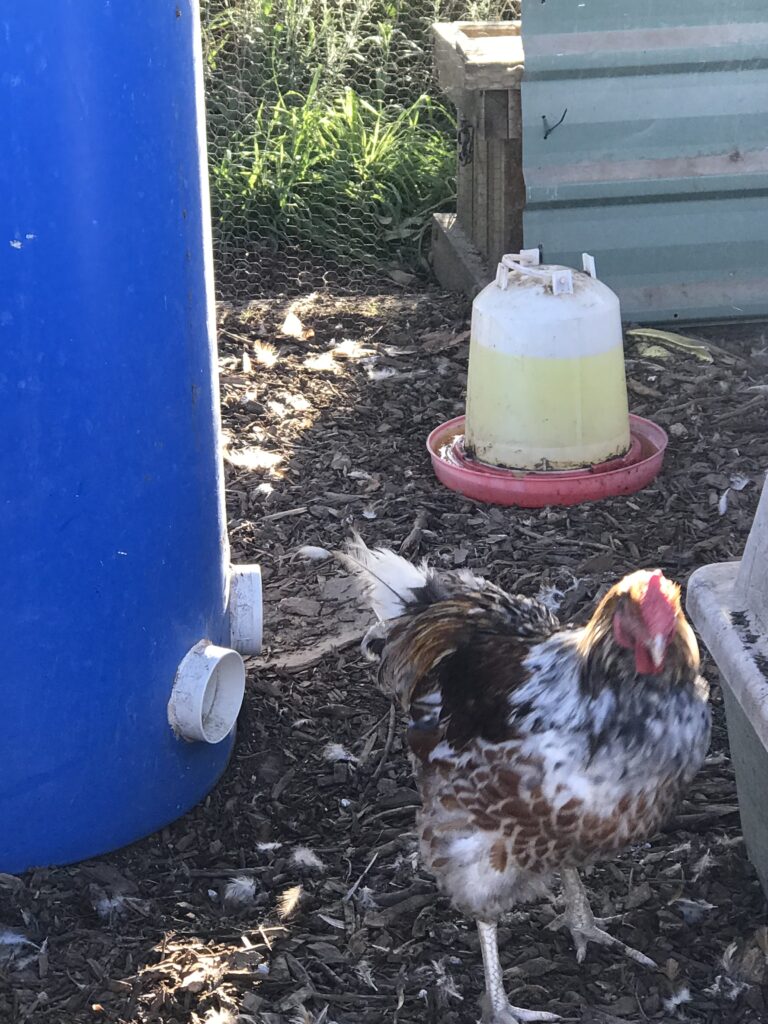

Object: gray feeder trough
[687,478,768,894]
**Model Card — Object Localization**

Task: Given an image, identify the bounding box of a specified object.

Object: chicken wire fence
[200,0,519,298]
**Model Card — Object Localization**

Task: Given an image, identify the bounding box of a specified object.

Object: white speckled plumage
[337,539,710,1023]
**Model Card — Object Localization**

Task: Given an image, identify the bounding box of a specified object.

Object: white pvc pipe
[229,565,263,655]
[168,640,245,743]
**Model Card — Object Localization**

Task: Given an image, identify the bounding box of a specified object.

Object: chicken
[336,537,711,1024]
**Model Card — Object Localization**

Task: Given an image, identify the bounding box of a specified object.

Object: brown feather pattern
[342,547,711,924]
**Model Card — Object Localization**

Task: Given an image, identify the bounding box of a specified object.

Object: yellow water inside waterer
[465,343,630,469]
[464,253,631,471]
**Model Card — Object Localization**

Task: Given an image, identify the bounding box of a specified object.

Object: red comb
[639,571,676,631]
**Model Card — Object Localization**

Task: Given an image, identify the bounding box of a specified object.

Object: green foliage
[201,0,519,287]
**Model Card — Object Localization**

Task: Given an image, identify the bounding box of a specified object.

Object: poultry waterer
[428,250,667,507]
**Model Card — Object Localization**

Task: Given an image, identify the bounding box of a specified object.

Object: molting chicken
[336,537,710,1024]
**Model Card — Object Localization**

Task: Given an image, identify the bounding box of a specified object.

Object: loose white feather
[673,897,715,924]
[704,975,749,1001]
[430,959,464,1001]
[663,987,692,1012]
[322,742,357,763]
[203,1010,237,1024]
[94,895,128,920]
[0,930,33,948]
[277,884,303,918]
[296,545,332,561]
[354,958,378,991]
[692,848,715,880]
[224,875,257,906]
[290,846,326,872]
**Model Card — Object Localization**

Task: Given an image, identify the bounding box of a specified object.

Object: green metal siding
[521,1,768,322]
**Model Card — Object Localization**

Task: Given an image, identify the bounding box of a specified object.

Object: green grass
[201,0,519,287]
[209,79,455,272]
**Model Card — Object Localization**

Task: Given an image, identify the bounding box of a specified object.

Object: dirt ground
[2,291,768,1024]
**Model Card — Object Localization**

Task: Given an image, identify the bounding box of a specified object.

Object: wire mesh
[200,0,519,298]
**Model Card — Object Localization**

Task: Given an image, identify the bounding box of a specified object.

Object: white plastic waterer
[464,250,631,471]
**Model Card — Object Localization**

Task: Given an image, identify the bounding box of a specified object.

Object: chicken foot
[548,868,656,969]
[477,920,560,1024]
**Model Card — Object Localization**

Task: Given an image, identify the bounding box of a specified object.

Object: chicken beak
[649,634,667,669]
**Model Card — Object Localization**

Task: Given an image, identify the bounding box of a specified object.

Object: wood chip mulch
[2,291,767,1024]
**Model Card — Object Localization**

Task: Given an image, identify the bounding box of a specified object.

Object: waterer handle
[495,250,597,294]
[496,252,574,295]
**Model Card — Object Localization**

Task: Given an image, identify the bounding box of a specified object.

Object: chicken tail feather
[334,532,428,622]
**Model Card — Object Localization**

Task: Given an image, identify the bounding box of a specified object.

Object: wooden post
[432,21,525,294]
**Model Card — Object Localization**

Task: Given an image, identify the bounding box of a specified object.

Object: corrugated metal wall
[521,0,768,322]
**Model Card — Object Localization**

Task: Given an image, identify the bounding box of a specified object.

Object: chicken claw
[483,1006,561,1024]
[548,869,656,970]
[477,921,561,1024]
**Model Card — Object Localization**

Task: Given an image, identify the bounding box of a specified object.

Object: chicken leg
[547,869,656,969]
[477,920,560,1024]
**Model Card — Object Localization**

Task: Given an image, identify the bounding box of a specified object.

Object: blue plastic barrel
[0,2,237,871]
